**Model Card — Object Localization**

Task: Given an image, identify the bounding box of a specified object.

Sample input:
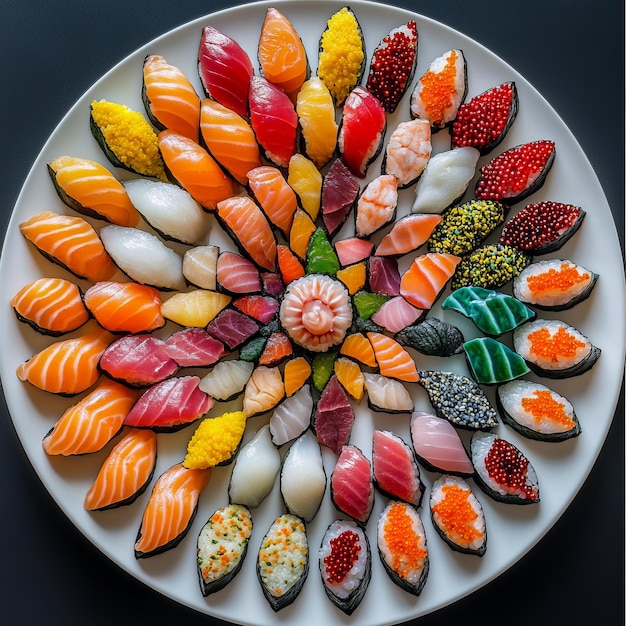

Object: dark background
[0,1,623,625]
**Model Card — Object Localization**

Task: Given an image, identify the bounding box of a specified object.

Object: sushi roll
[319,520,372,615]
[513,318,601,378]
[257,514,309,612]
[330,445,375,524]
[470,431,540,504]
[197,504,253,596]
[497,379,581,442]
[513,259,598,310]
[377,501,429,596]
[430,475,487,556]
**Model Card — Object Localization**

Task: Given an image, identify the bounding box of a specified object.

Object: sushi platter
[0,1,624,626]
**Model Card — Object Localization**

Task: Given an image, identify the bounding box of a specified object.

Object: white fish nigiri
[183,245,219,290]
[199,359,254,401]
[363,373,413,413]
[228,425,281,508]
[412,147,479,214]
[269,384,313,446]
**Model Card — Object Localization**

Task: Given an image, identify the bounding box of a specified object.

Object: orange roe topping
[526,263,590,295]
[419,50,459,122]
[432,484,483,544]
[527,326,587,362]
[382,502,427,579]
[521,389,575,428]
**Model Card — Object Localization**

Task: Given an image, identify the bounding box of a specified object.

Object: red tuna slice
[339,86,387,178]
[475,140,556,205]
[99,334,179,387]
[410,411,474,476]
[217,251,262,294]
[232,295,279,324]
[451,81,519,155]
[249,75,298,168]
[331,445,375,524]
[261,271,284,296]
[375,214,442,257]
[206,308,260,349]
[198,25,254,119]
[368,256,401,296]
[372,429,423,506]
[314,375,355,454]
[124,375,213,432]
[335,237,374,267]
[163,327,227,367]
[371,296,424,334]
[400,253,461,309]
[321,158,360,236]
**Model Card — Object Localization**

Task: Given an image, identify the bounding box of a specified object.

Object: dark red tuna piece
[322,158,360,236]
[206,308,260,349]
[330,445,375,523]
[366,20,418,113]
[232,295,279,324]
[261,271,285,296]
[164,327,228,367]
[451,82,519,154]
[475,140,556,204]
[314,375,355,454]
[368,256,401,296]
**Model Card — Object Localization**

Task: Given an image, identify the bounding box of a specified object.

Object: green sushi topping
[306,228,340,275]
[239,336,267,361]
[463,337,530,385]
[353,291,389,320]
[312,351,337,391]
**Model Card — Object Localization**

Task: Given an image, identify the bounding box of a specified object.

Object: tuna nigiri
[84,428,158,511]
[206,308,260,350]
[42,379,140,456]
[322,158,360,237]
[164,327,227,368]
[331,445,375,524]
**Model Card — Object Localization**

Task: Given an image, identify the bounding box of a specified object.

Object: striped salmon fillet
[247,166,298,236]
[367,331,420,382]
[400,253,461,310]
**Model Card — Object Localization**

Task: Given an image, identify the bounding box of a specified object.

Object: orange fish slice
[19,210,117,282]
[289,207,317,260]
[216,196,277,271]
[277,244,305,285]
[84,428,157,511]
[143,54,201,142]
[157,129,235,210]
[199,99,262,185]
[259,331,293,366]
[340,332,377,367]
[11,277,90,335]
[283,356,312,396]
[400,253,462,309]
[248,165,298,236]
[367,331,420,382]
[42,379,140,456]
[287,154,322,220]
[16,328,114,395]
[375,214,443,257]
[134,462,211,558]
[242,365,285,417]
[334,356,365,400]
[83,281,164,333]
[48,156,140,227]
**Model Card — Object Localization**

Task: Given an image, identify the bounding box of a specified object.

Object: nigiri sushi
[269,384,313,446]
[370,296,423,334]
[330,445,375,525]
[368,256,401,296]
[161,290,231,328]
[367,331,419,382]
[400,252,461,310]
[355,174,399,238]
[335,237,373,267]
[242,365,285,418]
[333,357,365,400]
[182,245,219,290]
[206,308,260,350]
[199,359,254,402]
[362,373,413,413]
[375,214,442,257]
[216,251,262,294]
[463,336,531,385]
[382,119,432,189]
[313,375,355,453]
[163,327,227,368]
[282,356,312,397]
[287,154,322,220]
[322,158,360,237]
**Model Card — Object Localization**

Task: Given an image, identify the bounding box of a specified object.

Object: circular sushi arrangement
[2,2,618,624]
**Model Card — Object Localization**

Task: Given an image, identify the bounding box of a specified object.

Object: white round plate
[0,1,623,625]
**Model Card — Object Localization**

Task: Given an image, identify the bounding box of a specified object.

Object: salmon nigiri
[142,54,201,142]
[367,331,419,383]
[135,462,211,558]
[19,211,117,282]
[375,214,443,257]
[84,428,157,511]
[42,379,140,456]
[11,277,90,335]
[16,328,114,395]
[400,253,461,310]
[48,156,141,227]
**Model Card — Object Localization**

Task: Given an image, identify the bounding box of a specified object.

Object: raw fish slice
[368,256,401,296]
[100,225,185,291]
[269,384,313,446]
[313,375,355,454]
[232,295,279,324]
[277,244,306,285]
[158,129,235,211]
[331,445,375,524]
[249,75,298,168]
[248,166,298,236]
[312,351,337,391]
[283,356,312,397]
[410,411,474,476]
[198,360,252,403]
[258,7,309,102]
[142,54,201,142]
[163,327,227,367]
[372,429,423,506]
[289,207,317,260]
[124,375,212,432]
[161,290,231,327]
[184,411,247,468]
[375,214,442,257]
[353,291,389,322]
[400,253,461,309]
[42,379,140,456]
[228,425,281,508]
[199,98,262,185]
[135,462,211,558]
[382,119,432,189]
[242,365,285,417]
[322,158,360,237]
[355,174,399,238]
[47,156,140,226]
[371,296,423,334]
[338,86,386,178]
[216,196,277,271]
[217,251,262,294]
[206,308,260,349]
[296,76,338,168]
[197,25,254,118]
[11,277,90,336]
[123,178,210,245]
[336,262,366,295]
[17,328,114,396]
[367,331,419,382]
[340,332,377,367]
[19,211,117,282]
[99,334,179,387]
[305,228,340,275]
[84,281,164,334]
[333,357,365,400]
[335,237,374,267]
[259,331,293,366]
[84,428,157,511]
[183,245,219,290]
[363,373,413,413]
[287,154,322,220]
